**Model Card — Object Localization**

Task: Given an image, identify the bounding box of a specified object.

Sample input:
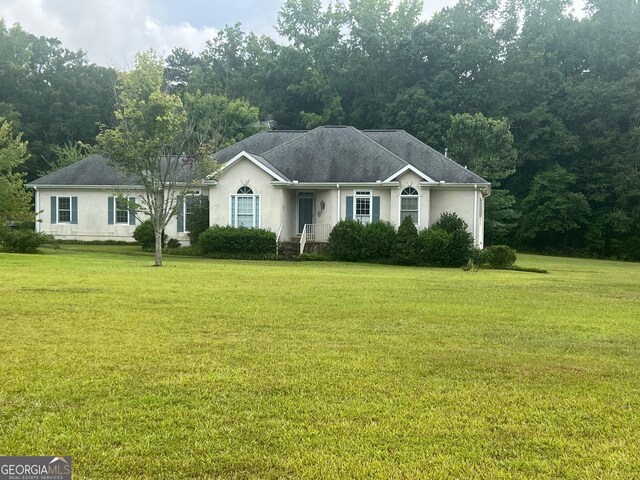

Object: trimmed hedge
[328,220,364,261]
[423,213,474,267]
[133,220,166,250]
[484,245,517,269]
[419,228,453,267]
[0,229,55,253]
[198,225,276,256]
[361,221,396,261]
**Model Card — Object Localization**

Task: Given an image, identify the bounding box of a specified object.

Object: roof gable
[260,126,408,182]
[363,130,488,184]
[219,151,290,182]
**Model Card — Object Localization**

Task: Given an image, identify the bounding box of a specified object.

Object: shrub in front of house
[166,238,181,249]
[392,216,419,265]
[328,220,364,261]
[424,212,474,267]
[418,228,454,267]
[484,245,517,269]
[133,220,166,250]
[361,221,396,261]
[198,225,277,257]
[0,228,55,253]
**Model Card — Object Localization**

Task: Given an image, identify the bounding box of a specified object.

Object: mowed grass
[1,248,639,479]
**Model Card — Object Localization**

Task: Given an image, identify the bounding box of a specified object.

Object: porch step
[278,241,300,260]
[278,240,330,260]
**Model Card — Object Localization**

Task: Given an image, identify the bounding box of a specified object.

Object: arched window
[400,187,419,225]
[230,186,260,227]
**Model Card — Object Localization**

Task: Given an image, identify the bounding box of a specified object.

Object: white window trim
[229,187,261,228]
[57,196,72,223]
[354,190,372,224]
[399,187,420,226]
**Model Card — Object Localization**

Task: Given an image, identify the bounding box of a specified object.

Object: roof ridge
[356,127,410,167]
[259,127,319,158]
[213,130,271,158]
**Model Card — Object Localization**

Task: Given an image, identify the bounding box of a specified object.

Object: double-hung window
[184,194,207,232]
[51,196,77,224]
[115,198,130,224]
[230,186,260,228]
[108,196,135,226]
[354,190,372,224]
[58,197,71,222]
[400,187,419,225]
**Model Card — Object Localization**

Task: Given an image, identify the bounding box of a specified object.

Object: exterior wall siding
[210,157,284,234]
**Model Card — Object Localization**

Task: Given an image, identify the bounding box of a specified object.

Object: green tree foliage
[0,117,31,224]
[0,21,116,180]
[98,51,258,266]
[446,113,520,245]
[518,164,591,251]
[2,0,640,258]
[42,141,96,175]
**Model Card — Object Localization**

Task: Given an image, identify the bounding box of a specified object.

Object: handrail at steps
[299,224,331,255]
[275,222,284,256]
[299,224,308,255]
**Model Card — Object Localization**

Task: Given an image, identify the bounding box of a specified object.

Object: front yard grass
[1,248,639,478]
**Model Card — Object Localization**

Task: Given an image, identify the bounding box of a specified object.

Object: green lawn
[1,247,639,479]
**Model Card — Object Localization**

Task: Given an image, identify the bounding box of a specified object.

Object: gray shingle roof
[218,126,488,184]
[362,130,488,183]
[214,130,306,163]
[28,155,131,186]
[28,126,489,186]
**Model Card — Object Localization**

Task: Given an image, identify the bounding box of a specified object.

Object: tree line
[1,0,639,259]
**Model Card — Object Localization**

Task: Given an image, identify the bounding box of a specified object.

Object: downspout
[34,186,40,233]
[481,187,491,249]
[337,183,341,221]
[473,184,478,248]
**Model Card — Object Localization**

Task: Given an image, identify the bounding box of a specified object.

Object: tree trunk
[154,227,163,266]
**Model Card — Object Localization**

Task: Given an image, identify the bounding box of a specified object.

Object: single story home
[27,125,490,248]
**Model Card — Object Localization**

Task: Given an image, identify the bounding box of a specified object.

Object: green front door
[298,196,314,234]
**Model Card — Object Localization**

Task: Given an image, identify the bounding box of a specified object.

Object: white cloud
[0,0,217,68]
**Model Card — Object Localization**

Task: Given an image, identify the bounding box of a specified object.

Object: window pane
[115,198,129,223]
[355,198,370,215]
[401,197,418,211]
[234,195,254,227]
[58,197,71,222]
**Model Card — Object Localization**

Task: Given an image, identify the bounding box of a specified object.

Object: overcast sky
[0,0,587,69]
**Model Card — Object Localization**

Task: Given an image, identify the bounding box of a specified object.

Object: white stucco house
[27,126,490,249]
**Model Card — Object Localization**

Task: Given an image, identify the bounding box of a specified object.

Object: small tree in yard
[97,50,258,266]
